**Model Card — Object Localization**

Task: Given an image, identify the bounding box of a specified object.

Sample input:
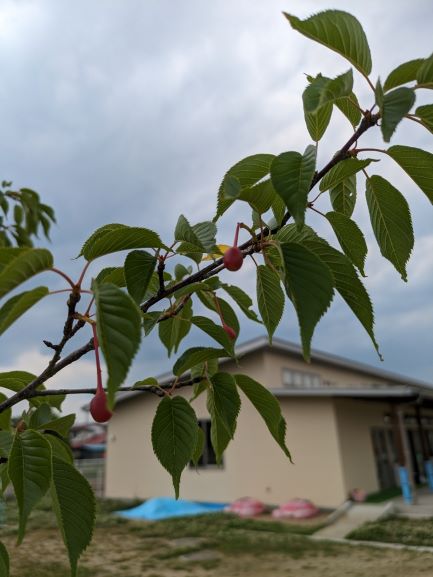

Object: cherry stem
[77,261,91,288]
[91,323,103,393]
[233,222,241,248]
[85,296,95,317]
[50,268,75,289]
[212,293,225,325]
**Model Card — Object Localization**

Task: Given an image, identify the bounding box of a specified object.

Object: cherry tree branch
[0,111,379,414]
[141,111,380,313]
[25,375,203,401]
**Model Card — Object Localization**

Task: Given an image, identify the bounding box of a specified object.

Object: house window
[191,420,221,468]
[283,369,321,388]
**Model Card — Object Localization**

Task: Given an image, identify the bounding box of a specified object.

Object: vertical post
[397,407,417,505]
[416,403,433,490]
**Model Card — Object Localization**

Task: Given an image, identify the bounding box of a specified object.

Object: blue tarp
[117,497,227,521]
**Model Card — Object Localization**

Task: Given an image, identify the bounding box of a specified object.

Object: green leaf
[220,284,260,323]
[132,377,159,389]
[124,250,157,304]
[276,223,317,245]
[415,104,433,134]
[28,404,53,429]
[0,541,9,577]
[142,310,162,335]
[0,371,35,392]
[319,158,374,192]
[0,394,11,430]
[174,263,192,281]
[281,242,334,360]
[387,145,433,204]
[191,360,218,382]
[207,373,241,463]
[151,396,198,498]
[44,433,73,464]
[0,431,13,457]
[384,58,425,92]
[235,374,291,459]
[8,430,52,543]
[173,347,227,377]
[325,212,367,276]
[285,10,372,75]
[197,292,240,338]
[175,215,202,248]
[0,371,53,408]
[192,316,234,355]
[380,87,415,142]
[81,224,163,261]
[238,179,277,215]
[0,287,48,336]
[37,414,76,437]
[416,53,433,88]
[158,298,192,356]
[375,78,384,110]
[335,93,362,128]
[366,175,413,281]
[215,154,275,220]
[303,69,353,113]
[0,248,53,300]
[51,457,95,577]
[189,377,210,402]
[271,145,316,229]
[191,426,205,467]
[95,267,126,287]
[305,102,333,142]
[95,283,142,407]
[256,265,284,343]
[222,175,242,200]
[330,174,357,217]
[191,221,217,253]
[301,237,380,358]
[270,194,287,227]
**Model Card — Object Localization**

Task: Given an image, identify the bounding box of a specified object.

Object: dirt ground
[5,525,433,577]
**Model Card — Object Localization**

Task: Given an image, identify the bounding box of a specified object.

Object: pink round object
[225,497,265,517]
[271,499,318,519]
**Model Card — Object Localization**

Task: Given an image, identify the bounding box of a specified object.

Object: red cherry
[223,246,243,271]
[90,388,112,423]
[223,324,236,340]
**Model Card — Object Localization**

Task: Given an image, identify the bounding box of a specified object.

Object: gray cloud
[1,0,432,415]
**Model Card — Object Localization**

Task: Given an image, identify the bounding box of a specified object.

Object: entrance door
[371,428,397,489]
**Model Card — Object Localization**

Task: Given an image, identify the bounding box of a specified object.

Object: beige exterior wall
[261,349,400,391]
[105,390,346,507]
[334,399,386,495]
[105,345,425,508]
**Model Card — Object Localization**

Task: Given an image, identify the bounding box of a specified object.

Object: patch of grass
[126,512,322,541]
[155,544,214,560]
[12,562,98,577]
[347,516,433,547]
[364,487,402,503]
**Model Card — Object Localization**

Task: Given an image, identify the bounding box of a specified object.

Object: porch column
[415,403,433,490]
[391,404,416,505]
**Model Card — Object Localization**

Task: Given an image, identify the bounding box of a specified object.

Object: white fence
[74,458,105,498]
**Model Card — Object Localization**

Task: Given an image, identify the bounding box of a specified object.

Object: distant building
[70,423,107,460]
[104,337,433,508]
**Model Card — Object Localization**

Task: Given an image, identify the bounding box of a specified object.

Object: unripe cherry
[90,388,112,423]
[223,246,243,271]
[223,323,236,340]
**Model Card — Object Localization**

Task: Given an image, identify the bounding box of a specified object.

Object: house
[70,423,107,460]
[104,337,433,508]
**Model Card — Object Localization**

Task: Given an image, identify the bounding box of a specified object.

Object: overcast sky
[0,0,432,418]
